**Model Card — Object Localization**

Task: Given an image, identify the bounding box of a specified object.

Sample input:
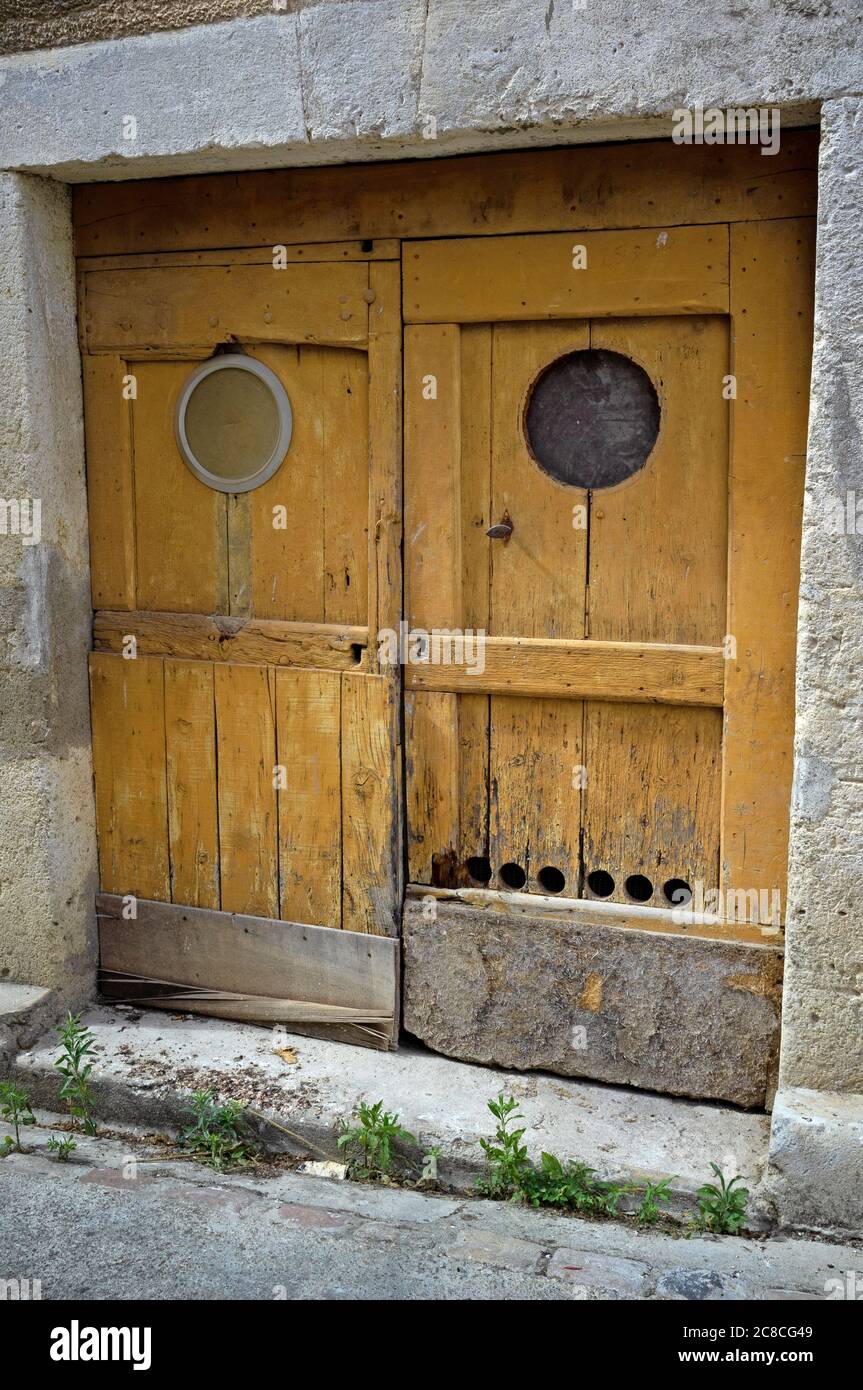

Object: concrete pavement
[1,1122,860,1301]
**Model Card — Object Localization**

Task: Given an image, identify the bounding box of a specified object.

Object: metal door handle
[486,511,513,543]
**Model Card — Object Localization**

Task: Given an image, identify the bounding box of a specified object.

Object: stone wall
[0,173,97,1010]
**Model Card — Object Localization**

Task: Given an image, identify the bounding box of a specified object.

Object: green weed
[55,1012,97,1136]
[337,1099,415,1178]
[694,1163,750,1234]
[0,1081,35,1154]
[178,1089,259,1171]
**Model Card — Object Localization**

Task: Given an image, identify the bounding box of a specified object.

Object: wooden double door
[80,182,814,1051]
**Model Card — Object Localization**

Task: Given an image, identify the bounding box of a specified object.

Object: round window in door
[175,354,293,493]
[524,348,660,489]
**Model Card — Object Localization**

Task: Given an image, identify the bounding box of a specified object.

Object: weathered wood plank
[89,653,170,900]
[275,668,342,929]
[82,355,136,610]
[490,695,583,896]
[587,315,729,646]
[214,663,278,918]
[404,323,462,631]
[405,636,725,706]
[82,263,369,351]
[404,690,460,886]
[582,701,723,912]
[73,134,819,256]
[367,260,403,663]
[721,218,815,918]
[164,660,219,910]
[341,674,399,936]
[249,343,326,623]
[403,227,729,324]
[407,884,781,946]
[97,893,399,1049]
[94,609,367,670]
[131,359,228,614]
[489,321,589,640]
[322,346,370,626]
[78,240,401,270]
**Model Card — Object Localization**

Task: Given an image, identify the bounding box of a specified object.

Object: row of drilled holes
[465,857,693,906]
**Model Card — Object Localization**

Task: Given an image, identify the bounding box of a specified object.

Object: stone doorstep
[0,982,55,1068]
[403,899,783,1109]
[10,1002,772,1223]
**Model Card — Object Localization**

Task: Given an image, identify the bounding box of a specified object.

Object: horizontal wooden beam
[407,885,782,947]
[82,261,369,353]
[403,226,728,324]
[404,637,725,706]
[94,610,368,671]
[97,894,399,1050]
[78,240,401,272]
[73,133,818,258]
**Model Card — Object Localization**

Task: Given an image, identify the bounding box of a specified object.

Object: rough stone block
[766,1087,863,1236]
[403,900,783,1107]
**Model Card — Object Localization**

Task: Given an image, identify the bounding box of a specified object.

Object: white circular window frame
[174,353,293,494]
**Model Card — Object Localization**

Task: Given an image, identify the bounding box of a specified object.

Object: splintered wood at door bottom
[97,895,400,1051]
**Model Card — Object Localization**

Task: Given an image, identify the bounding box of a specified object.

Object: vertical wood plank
[250,345,325,621]
[582,702,722,908]
[89,652,169,899]
[404,323,462,631]
[722,218,815,918]
[588,316,729,645]
[342,673,399,935]
[227,493,253,618]
[164,660,219,909]
[490,695,582,894]
[456,328,492,869]
[489,321,589,639]
[323,347,369,626]
[215,662,278,918]
[405,690,460,885]
[82,355,136,610]
[457,693,490,871]
[131,360,228,613]
[276,668,342,928]
[368,260,404,662]
[460,324,492,634]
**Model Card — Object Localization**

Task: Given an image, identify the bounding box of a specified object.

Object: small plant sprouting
[521,1151,625,1215]
[337,1100,415,1179]
[420,1145,442,1184]
[695,1163,750,1235]
[636,1176,676,1226]
[178,1090,259,1171]
[0,1081,36,1154]
[46,1134,77,1163]
[477,1092,531,1199]
[55,1012,97,1136]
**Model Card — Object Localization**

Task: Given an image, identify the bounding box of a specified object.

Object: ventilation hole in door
[466,856,492,885]
[663,878,693,908]
[499,862,527,890]
[537,865,566,894]
[586,869,615,898]
[624,874,654,903]
[524,349,660,489]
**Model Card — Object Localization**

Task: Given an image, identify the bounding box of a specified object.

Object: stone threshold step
[12,1003,772,1220]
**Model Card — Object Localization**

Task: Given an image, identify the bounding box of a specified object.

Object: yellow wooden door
[404,222,814,939]
[81,246,402,1047]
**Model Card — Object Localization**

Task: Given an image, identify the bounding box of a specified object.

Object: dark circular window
[524,349,660,489]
